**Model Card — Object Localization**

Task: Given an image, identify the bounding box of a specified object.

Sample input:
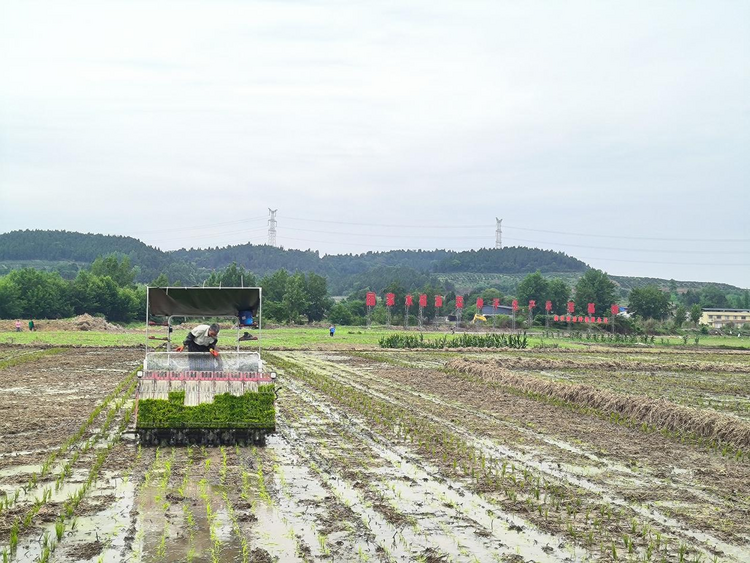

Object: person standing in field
[28,320,35,332]
[15,320,22,332]
[329,324,335,337]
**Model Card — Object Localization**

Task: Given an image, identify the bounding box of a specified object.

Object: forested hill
[0,230,587,287]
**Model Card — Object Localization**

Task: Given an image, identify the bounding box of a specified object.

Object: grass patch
[0,347,66,370]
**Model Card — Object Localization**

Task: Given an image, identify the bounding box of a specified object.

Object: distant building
[480,305,514,316]
[700,308,750,328]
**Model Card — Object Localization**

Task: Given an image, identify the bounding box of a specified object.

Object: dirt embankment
[446,353,750,374]
[2,314,125,332]
[447,357,750,449]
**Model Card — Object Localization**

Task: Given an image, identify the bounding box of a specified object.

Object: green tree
[260,270,290,302]
[673,305,687,328]
[90,254,138,288]
[690,304,702,326]
[700,285,729,309]
[546,279,570,314]
[574,269,616,317]
[205,262,256,288]
[70,270,103,314]
[282,273,309,324]
[628,285,671,320]
[151,273,170,287]
[6,268,72,319]
[327,302,354,325]
[0,276,23,318]
[516,272,548,308]
[304,273,332,322]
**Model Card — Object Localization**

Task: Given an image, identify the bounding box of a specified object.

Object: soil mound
[72,314,124,332]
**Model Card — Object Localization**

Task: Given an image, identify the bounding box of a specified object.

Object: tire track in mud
[274,352,749,562]
[314,352,750,559]
[273,358,568,562]
[336,353,749,516]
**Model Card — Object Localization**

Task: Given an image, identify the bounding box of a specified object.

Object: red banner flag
[366,292,376,307]
[584,317,589,323]
[545,300,552,312]
[456,296,464,309]
[578,316,583,323]
[572,316,577,323]
[566,316,571,322]
[587,303,595,315]
[419,294,427,308]
[611,304,619,316]
[596,317,602,323]
[554,315,560,321]
[568,301,575,314]
[512,299,519,312]
[435,295,443,308]
[476,298,484,310]
[493,298,500,309]
[405,294,413,307]
[529,300,536,310]
[603,317,609,324]
[386,293,395,307]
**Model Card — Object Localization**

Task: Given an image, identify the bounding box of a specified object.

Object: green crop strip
[4,400,136,562]
[0,369,138,519]
[136,389,275,429]
[0,348,66,371]
[379,332,528,349]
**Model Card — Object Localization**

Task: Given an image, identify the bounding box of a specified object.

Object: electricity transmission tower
[267,209,278,247]
[495,218,503,249]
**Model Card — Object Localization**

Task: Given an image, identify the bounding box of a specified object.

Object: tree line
[1,248,747,331]
[0,230,587,292]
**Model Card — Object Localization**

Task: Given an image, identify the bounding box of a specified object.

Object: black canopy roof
[148,287,260,317]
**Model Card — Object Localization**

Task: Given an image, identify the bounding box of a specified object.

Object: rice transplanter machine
[135,287,276,445]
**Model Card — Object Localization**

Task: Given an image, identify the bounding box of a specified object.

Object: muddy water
[4,346,749,561]
[276,374,566,562]
[276,351,750,561]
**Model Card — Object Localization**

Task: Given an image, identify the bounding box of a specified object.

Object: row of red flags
[366,291,619,317]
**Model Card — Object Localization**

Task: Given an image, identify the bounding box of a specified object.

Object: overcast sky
[1,1,748,287]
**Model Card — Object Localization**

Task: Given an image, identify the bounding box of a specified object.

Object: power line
[276,235,475,251]
[283,226,484,239]
[578,256,750,267]
[278,226,750,254]
[503,236,750,255]
[276,236,749,266]
[128,216,268,236]
[281,216,492,229]
[147,227,268,246]
[504,225,750,243]
[280,215,749,242]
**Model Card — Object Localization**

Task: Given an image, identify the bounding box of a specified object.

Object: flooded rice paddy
[0,344,749,561]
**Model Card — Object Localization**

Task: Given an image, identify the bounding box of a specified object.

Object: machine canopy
[148,287,260,317]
